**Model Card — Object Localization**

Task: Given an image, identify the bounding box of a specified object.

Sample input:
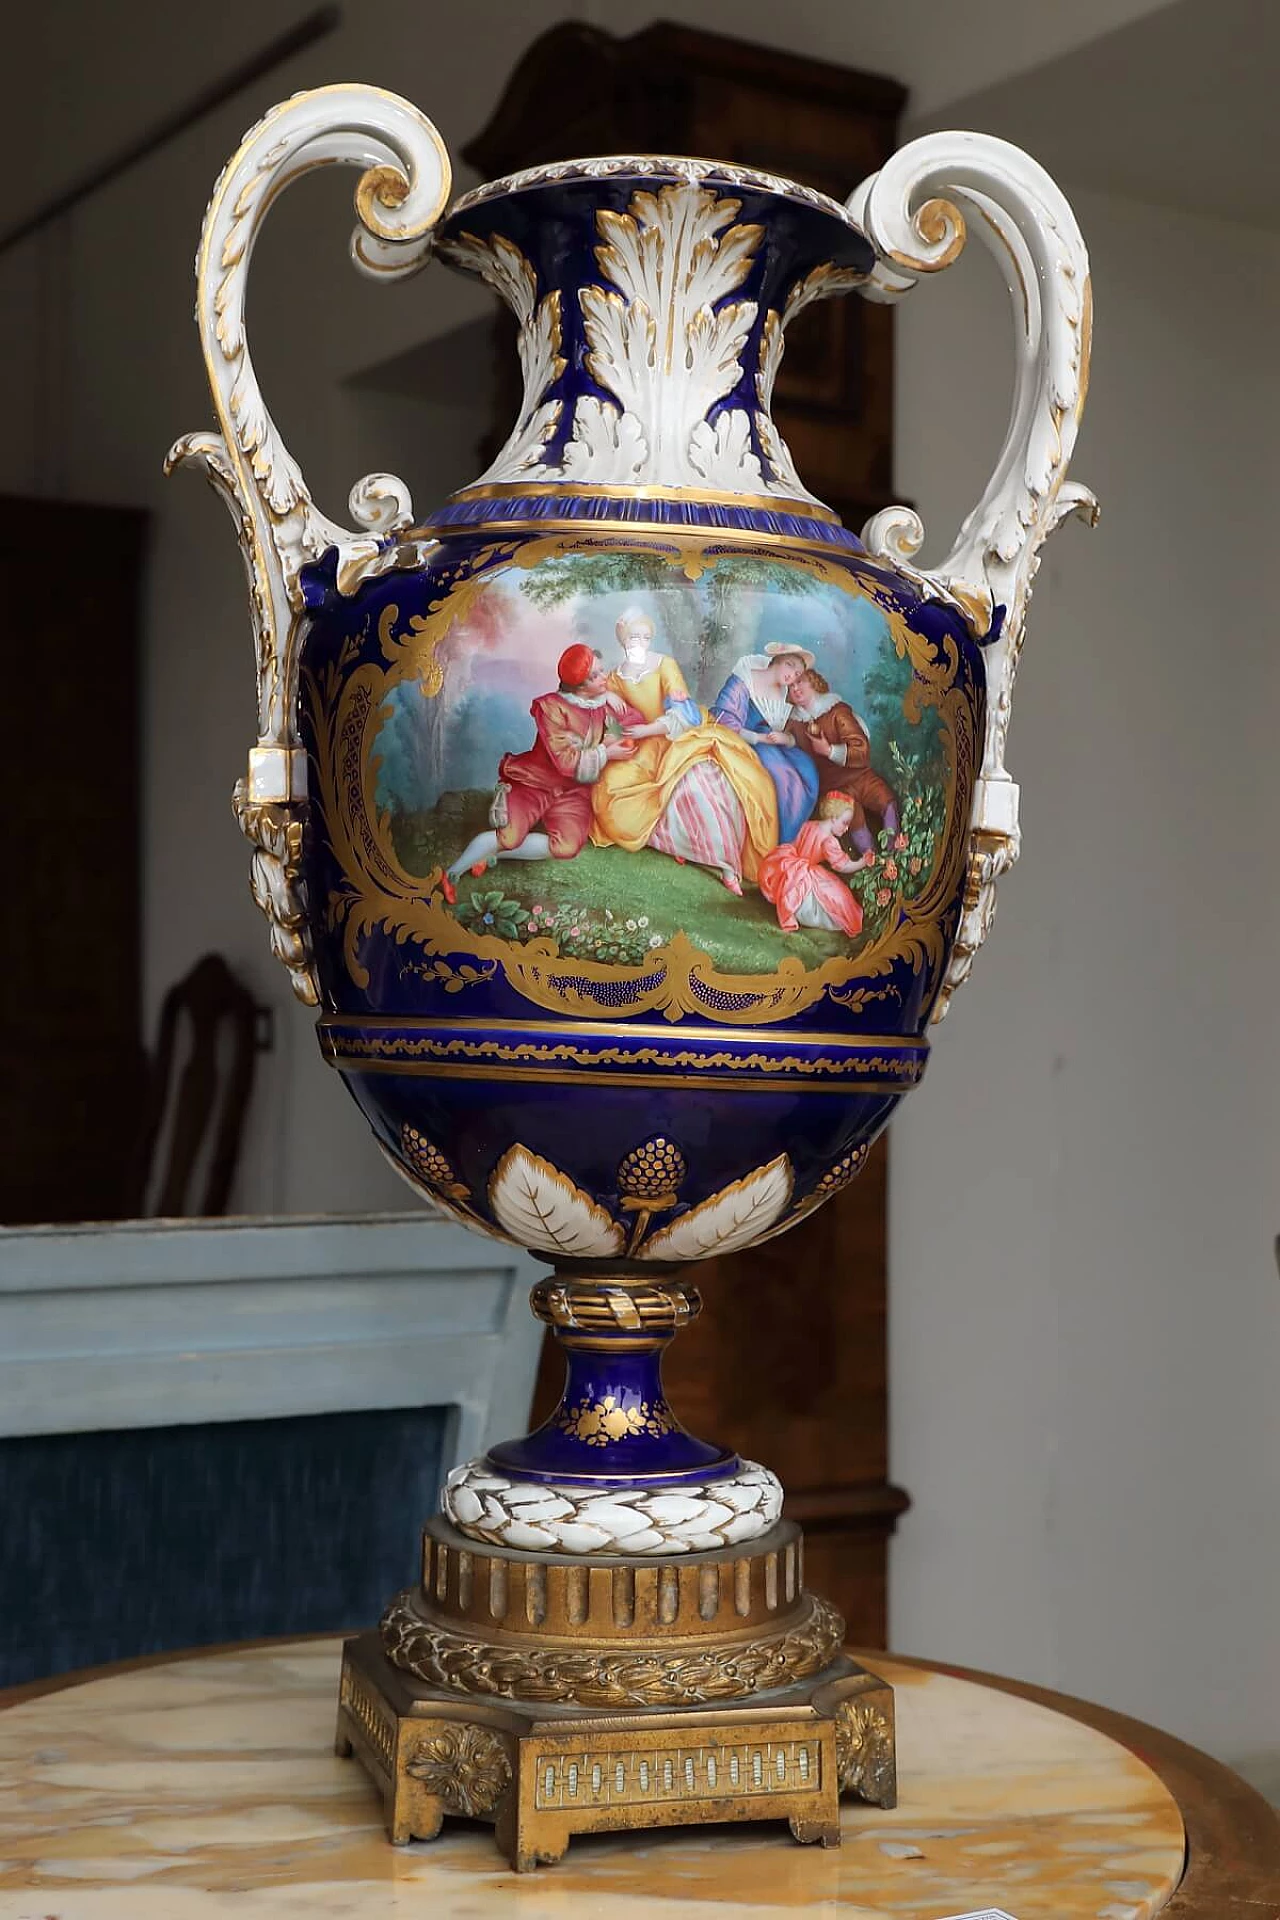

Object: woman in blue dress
[711,643,821,843]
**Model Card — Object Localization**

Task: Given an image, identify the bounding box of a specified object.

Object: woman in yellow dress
[589,610,781,893]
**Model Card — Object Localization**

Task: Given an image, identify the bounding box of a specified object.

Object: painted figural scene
[369,549,949,977]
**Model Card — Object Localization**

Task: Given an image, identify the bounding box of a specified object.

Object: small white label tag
[935,1911,1021,1920]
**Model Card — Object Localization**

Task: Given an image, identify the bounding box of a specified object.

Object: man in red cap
[446,645,642,883]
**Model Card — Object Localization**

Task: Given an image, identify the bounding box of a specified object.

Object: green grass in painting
[390,792,859,975]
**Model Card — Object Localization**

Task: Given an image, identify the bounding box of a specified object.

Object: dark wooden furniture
[0,495,146,1226]
[467,20,902,534]
[487,22,910,1646]
[672,1136,907,1644]
[127,951,262,1217]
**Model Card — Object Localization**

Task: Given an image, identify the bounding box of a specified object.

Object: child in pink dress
[758,794,867,937]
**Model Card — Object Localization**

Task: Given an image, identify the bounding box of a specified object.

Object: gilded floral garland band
[321,1027,927,1087]
[555,1393,678,1445]
[306,533,977,1028]
[380,1589,844,1707]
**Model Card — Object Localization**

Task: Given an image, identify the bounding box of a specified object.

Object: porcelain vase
[171,88,1094,1556]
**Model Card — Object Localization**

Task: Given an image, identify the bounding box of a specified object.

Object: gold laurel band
[380,1590,845,1708]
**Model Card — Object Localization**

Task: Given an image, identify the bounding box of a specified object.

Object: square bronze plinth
[336,1631,895,1872]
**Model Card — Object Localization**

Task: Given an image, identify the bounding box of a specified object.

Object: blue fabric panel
[0,1404,447,1686]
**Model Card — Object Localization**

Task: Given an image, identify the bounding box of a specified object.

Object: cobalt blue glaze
[425,489,865,547]
[330,1057,906,1225]
[489,1336,735,1489]
[436,171,875,476]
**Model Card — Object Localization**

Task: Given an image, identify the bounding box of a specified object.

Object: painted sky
[372,561,910,815]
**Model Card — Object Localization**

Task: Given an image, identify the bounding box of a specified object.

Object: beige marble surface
[0,1641,1184,1919]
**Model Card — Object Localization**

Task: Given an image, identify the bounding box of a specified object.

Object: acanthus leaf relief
[567,185,764,490]
[437,230,565,485]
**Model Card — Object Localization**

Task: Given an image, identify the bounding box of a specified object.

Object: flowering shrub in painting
[453,887,661,966]
[844,746,945,936]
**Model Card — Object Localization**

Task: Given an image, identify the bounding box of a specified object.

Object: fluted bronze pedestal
[336,1517,895,1871]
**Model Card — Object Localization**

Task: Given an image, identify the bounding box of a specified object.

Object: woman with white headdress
[710,642,822,842]
[590,608,779,895]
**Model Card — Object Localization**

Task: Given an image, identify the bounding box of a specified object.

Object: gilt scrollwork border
[305,533,977,1027]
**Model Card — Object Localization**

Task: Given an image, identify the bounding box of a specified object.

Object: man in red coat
[446,644,641,884]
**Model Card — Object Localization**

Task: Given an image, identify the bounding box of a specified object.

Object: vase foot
[336,1517,896,1871]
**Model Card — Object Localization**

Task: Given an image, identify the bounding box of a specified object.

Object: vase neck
[436,163,872,509]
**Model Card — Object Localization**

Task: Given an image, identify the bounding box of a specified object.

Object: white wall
[888,187,1280,1766]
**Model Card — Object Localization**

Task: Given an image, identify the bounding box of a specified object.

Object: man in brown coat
[787,667,899,859]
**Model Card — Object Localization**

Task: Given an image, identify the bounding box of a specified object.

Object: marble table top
[0,1640,1186,1918]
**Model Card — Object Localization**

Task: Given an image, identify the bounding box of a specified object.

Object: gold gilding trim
[908,195,967,271]
[555,1392,678,1444]
[327,1057,919,1096]
[555,1333,670,1354]
[321,1030,924,1080]
[319,1013,927,1051]
[531,1278,700,1336]
[416,518,859,555]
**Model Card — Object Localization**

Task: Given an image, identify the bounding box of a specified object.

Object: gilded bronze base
[336,1517,896,1871]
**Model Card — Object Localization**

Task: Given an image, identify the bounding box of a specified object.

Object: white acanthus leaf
[489,401,564,477]
[439,230,567,486]
[688,407,763,487]
[488,1146,625,1259]
[751,268,864,502]
[755,413,808,499]
[638,1155,793,1262]
[560,397,649,481]
[685,297,758,394]
[595,202,668,320]
[563,184,765,488]
[228,359,307,516]
[579,287,659,423]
